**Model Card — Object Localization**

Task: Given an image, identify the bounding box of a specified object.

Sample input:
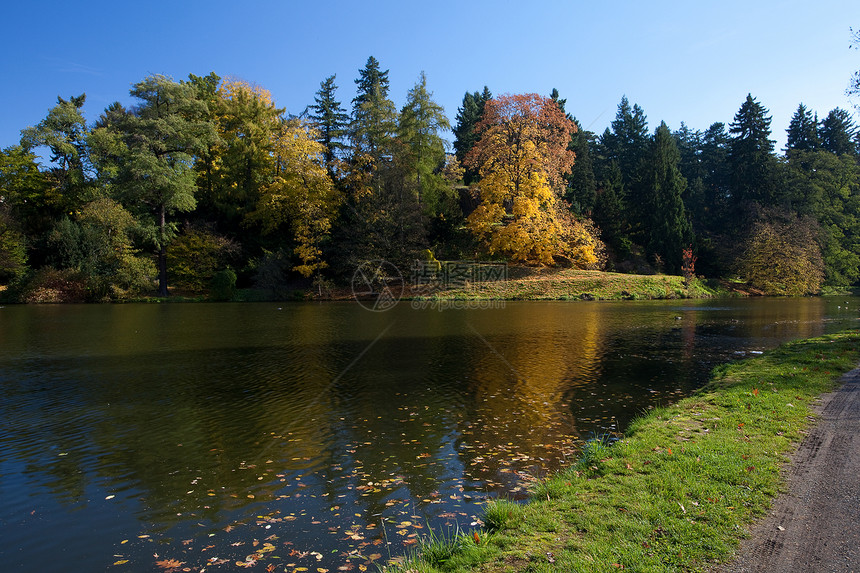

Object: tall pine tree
[641,122,692,273]
[728,94,778,209]
[600,96,649,187]
[819,108,858,156]
[350,56,396,161]
[452,87,491,184]
[786,103,820,152]
[398,71,450,207]
[309,75,349,169]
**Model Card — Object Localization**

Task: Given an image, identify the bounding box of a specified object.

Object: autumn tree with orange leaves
[464,93,603,266]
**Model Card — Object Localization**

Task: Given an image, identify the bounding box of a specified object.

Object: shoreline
[7,266,857,305]
[388,329,860,572]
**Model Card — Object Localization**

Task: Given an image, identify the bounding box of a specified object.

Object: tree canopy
[5,60,860,302]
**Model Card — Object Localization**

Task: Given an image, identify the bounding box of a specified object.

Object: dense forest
[1,54,860,302]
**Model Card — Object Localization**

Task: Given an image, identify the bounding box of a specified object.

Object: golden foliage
[739,216,824,295]
[251,120,341,277]
[464,93,602,267]
[218,78,275,107]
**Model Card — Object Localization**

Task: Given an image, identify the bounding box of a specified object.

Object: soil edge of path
[714,366,860,572]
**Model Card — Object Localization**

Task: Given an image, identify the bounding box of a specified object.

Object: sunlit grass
[406,268,731,302]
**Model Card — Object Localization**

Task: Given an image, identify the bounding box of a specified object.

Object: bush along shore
[388,329,860,572]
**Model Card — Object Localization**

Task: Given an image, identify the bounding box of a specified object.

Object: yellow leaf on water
[113,560,129,565]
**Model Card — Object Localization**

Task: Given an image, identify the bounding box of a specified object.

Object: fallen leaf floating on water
[155,558,185,569]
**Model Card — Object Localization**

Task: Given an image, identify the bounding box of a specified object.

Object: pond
[1,297,858,571]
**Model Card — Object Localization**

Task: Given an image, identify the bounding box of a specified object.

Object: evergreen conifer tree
[786,103,820,152]
[642,122,692,273]
[819,108,858,156]
[728,94,778,209]
[350,56,396,161]
[452,87,492,184]
[309,75,349,168]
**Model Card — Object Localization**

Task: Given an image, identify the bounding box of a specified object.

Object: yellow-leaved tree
[250,119,341,277]
[464,93,603,267]
[197,78,283,224]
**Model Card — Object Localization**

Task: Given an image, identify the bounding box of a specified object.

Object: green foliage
[398,71,451,209]
[167,227,238,291]
[46,198,155,299]
[0,218,26,282]
[593,162,631,261]
[20,94,95,213]
[641,123,692,273]
[412,524,466,568]
[729,94,779,209]
[309,74,350,168]
[202,78,282,228]
[0,144,56,242]
[786,103,820,152]
[100,74,218,296]
[351,56,397,161]
[452,87,492,185]
[600,95,649,189]
[565,118,598,215]
[786,149,860,286]
[209,268,237,301]
[250,248,292,299]
[819,107,858,156]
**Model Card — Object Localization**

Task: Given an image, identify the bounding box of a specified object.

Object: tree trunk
[157,204,169,297]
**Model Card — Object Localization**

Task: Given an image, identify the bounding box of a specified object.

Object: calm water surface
[1,298,858,571]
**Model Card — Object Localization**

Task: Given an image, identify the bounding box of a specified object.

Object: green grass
[386,329,860,572]
[404,268,733,303]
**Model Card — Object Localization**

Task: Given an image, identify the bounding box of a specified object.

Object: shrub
[738,214,824,295]
[13,267,88,303]
[209,268,237,301]
[168,227,240,292]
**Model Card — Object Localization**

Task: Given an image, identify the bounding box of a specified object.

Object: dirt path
[716,367,860,572]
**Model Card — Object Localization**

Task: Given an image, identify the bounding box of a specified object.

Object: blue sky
[2,0,859,153]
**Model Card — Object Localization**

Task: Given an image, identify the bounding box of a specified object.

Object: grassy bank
[392,329,860,572]
[410,268,729,302]
[322,267,734,305]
